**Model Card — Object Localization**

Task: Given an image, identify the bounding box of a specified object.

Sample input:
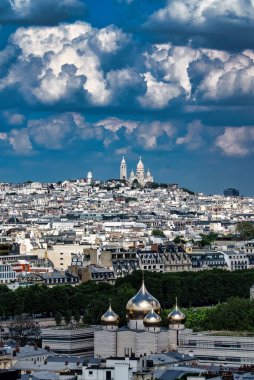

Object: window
[89,370,93,375]
[187,340,197,346]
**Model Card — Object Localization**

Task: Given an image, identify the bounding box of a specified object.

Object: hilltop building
[120,156,153,186]
[224,188,239,197]
[120,156,127,180]
[86,171,93,184]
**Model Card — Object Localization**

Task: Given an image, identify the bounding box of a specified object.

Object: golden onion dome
[101,304,119,326]
[143,308,162,328]
[126,280,161,320]
[168,299,186,324]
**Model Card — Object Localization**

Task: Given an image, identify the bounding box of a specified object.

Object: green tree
[64,310,72,325]
[182,187,195,195]
[149,182,159,189]
[2,270,254,331]
[152,229,165,237]
[0,244,12,256]
[173,236,186,244]
[236,221,254,240]
[184,307,214,330]
[55,312,62,326]
[203,297,254,331]
[9,314,41,346]
[73,311,81,324]
[199,232,218,247]
[131,179,140,189]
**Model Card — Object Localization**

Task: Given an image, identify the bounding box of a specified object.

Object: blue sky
[1,0,254,195]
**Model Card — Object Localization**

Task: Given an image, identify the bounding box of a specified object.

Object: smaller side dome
[101,303,119,326]
[168,299,186,324]
[130,169,135,178]
[143,308,162,328]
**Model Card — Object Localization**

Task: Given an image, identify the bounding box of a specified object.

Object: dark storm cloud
[106,69,147,107]
[0,0,87,25]
[145,0,254,51]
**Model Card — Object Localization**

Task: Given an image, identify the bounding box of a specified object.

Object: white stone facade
[94,328,178,358]
[119,156,153,186]
[0,262,16,284]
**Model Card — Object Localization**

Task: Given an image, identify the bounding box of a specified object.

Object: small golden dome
[168,299,186,324]
[101,304,119,326]
[143,308,162,328]
[126,279,161,320]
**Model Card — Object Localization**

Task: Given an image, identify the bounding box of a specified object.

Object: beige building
[70,264,115,283]
[46,244,83,270]
[163,251,192,272]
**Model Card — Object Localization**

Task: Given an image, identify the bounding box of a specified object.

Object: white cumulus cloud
[95,117,138,133]
[215,127,254,156]
[1,22,129,106]
[194,50,254,101]
[149,0,254,26]
[139,44,201,108]
[9,129,33,155]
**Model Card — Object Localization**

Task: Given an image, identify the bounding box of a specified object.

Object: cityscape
[0,156,253,378]
[1,0,254,380]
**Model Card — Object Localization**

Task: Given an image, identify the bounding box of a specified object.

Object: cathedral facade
[120,156,153,186]
[94,280,186,358]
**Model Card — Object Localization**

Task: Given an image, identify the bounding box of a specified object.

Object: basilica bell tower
[120,156,127,180]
